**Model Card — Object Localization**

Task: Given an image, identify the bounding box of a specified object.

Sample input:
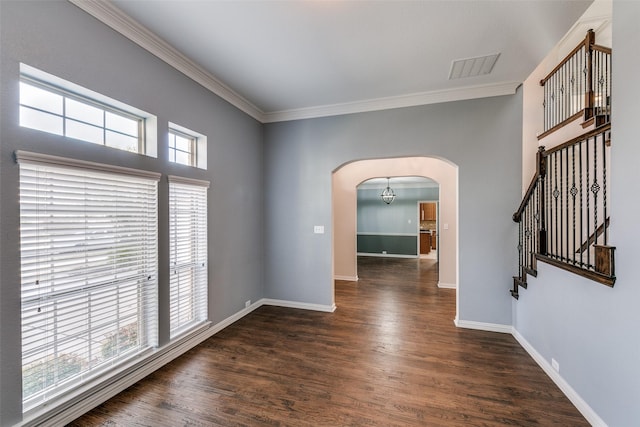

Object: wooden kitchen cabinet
[420,232,431,254]
[425,203,436,221]
[420,203,437,221]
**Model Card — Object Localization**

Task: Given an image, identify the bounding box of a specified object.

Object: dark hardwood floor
[69,257,588,426]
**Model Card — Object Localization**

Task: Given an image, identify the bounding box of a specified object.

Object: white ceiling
[99,0,592,122]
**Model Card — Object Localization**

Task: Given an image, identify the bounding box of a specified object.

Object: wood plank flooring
[69,257,588,426]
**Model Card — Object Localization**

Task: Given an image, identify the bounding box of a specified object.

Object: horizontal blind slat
[19,157,158,410]
[169,180,208,338]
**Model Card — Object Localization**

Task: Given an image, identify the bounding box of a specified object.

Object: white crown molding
[69,0,521,124]
[68,0,265,122]
[263,81,522,123]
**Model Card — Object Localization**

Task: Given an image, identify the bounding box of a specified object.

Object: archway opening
[331,156,459,319]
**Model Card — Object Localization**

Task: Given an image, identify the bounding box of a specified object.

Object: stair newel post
[584,29,596,121]
[537,146,548,256]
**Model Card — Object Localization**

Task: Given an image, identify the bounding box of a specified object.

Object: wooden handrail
[576,217,610,254]
[593,44,611,55]
[545,123,611,156]
[514,146,546,222]
[540,30,594,86]
[513,174,538,222]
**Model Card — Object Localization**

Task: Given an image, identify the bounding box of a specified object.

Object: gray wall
[357,186,438,256]
[0,1,264,424]
[357,186,438,234]
[10,0,632,425]
[357,235,418,256]
[264,93,522,319]
[513,2,640,425]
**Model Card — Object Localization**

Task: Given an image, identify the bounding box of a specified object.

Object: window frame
[168,128,197,167]
[16,150,161,412]
[20,77,146,153]
[168,175,209,339]
[167,122,207,170]
[18,63,157,157]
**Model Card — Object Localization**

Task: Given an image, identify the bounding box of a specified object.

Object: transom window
[168,123,207,169]
[19,77,144,154]
[168,129,196,166]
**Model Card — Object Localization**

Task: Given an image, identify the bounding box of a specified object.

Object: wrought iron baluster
[592,133,599,247]
[586,135,591,268]
[579,139,584,268]
[571,144,577,265]
[560,149,564,261]
[602,131,608,245]
[553,152,559,259]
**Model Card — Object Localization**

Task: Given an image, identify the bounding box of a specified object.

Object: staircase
[511,30,614,299]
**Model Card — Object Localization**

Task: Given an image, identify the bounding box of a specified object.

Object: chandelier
[380,177,396,204]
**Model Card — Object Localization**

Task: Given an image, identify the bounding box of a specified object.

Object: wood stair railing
[538,30,611,141]
[512,124,615,299]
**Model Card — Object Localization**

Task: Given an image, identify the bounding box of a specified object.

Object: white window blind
[17,151,160,410]
[168,176,209,338]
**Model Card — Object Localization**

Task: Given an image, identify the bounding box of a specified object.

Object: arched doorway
[331,156,459,318]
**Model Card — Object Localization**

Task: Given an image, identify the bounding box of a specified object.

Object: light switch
[443,223,449,230]
[314,225,324,234]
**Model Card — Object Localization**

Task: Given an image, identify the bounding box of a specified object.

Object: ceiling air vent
[448,53,500,80]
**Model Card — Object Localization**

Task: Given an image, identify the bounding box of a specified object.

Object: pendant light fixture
[380,177,396,204]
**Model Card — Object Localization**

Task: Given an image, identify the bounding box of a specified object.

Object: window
[18,64,156,157]
[168,129,195,166]
[169,176,209,338]
[168,123,207,169]
[17,151,160,411]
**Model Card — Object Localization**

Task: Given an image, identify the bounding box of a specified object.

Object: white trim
[15,150,161,180]
[19,299,266,427]
[167,175,211,188]
[357,232,417,237]
[357,252,417,259]
[68,0,264,122]
[454,319,513,334]
[512,329,608,427]
[16,284,606,427]
[259,298,337,313]
[20,322,212,426]
[66,0,521,124]
[263,81,521,123]
[334,275,358,282]
[437,282,457,289]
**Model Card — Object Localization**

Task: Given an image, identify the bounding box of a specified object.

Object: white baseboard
[512,329,607,427]
[23,296,604,427]
[357,252,417,259]
[437,281,457,289]
[453,320,607,426]
[454,318,513,334]
[23,322,215,427]
[21,300,267,427]
[259,298,337,313]
[334,275,358,281]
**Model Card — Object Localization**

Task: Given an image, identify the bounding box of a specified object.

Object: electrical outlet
[245,300,251,308]
[382,250,387,254]
[551,358,560,372]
